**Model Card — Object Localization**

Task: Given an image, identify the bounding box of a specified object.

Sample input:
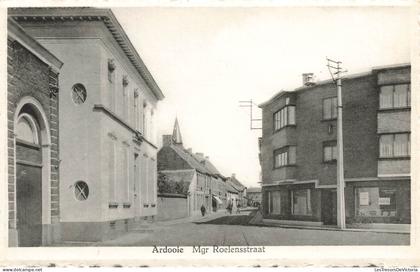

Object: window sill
[273,125,296,134]
[321,118,337,122]
[273,164,297,170]
[108,202,119,209]
[378,107,411,113]
[123,202,132,208]
[378,157,410,161]
[323,160,337,164]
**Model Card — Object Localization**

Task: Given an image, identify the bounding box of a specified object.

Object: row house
[157,119,225,216]
[10,8,165,242]
[7,18,63,246]
[259,64,410,227]
[226,174,247,209]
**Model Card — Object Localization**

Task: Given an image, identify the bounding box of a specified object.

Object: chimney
[187,148,192,153]
[302,73,315,86]
[231,173,236,178]
[162,135,172,147]
[195,152,204,158]
[205,156,209,160]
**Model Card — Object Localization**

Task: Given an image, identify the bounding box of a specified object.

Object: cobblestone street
[87,212,410,247]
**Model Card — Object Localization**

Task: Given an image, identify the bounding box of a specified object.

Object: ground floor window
[268,191,281,215]
[355,187,397,217]
[291,189,312,216]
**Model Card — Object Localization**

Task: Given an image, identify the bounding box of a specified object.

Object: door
[321,190,337,225]
[16,163,42,246]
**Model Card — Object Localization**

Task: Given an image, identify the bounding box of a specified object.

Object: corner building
[10,8,165,242]
[259,64,410,227]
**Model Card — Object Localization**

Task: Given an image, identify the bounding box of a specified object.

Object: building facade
[7,18,63,246]
[10,8,165,242]
[246,187,262,207]
[259,64,410,226]
[157,119,225,216]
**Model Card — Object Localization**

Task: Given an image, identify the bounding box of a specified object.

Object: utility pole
[326,58,346,229]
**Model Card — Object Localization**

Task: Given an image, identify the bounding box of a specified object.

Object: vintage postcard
[0,0,419,267]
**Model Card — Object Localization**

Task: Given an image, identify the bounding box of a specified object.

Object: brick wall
[261,74,378,186]
[7,38,60,228]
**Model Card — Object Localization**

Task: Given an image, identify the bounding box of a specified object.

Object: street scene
[6,7,411,247]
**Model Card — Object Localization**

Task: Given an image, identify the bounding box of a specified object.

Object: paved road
[94,214,410,246]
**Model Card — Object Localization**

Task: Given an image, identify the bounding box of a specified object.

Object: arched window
[16,114,39,145]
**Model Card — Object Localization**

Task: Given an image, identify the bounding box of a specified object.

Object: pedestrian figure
[227,202,232,214]
[200,204,206,216]
[237,203,241,214]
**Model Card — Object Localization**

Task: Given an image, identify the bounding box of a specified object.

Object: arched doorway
[14,97,51,247]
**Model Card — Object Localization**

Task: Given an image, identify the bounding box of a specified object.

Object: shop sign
[379,197,391,205]
[359,192,369,206]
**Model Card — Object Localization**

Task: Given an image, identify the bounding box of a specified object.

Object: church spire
[172,118,183,145]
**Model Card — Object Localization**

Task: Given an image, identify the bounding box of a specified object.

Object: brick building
[7,18,63,246]
[158,119,225,216]
[10,8,165,242]
[259,64,410,227]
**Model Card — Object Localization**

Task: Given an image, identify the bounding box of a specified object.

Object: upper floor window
[274,105,295,131]
[379,133,410,158]
[379,84,411,109]
[323,141,337,162]
[323,97,337,120]
[274,146,296,168]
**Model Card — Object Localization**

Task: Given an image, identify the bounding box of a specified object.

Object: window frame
[323,141,337,163]
[322,96,338,120]
[379,132,410,159]
[273,145,297,169]
[273,105,296,133]
[379,83,411,110]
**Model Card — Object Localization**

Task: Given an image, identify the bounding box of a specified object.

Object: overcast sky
[113,7,410,188]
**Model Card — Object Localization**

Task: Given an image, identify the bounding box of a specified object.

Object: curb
[254,222,410,235]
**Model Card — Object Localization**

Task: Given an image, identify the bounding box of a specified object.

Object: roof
[9,7,164,101]
[227,175,246,192]
[259,63,411,108]
[8,18,63,71]
[169,144,213,176]
[247,187,262,193]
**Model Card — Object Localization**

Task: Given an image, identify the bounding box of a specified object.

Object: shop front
[345,180,410,224]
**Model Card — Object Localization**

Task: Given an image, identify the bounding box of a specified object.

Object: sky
[112,7,411,188]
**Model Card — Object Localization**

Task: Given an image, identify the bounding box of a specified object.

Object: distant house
[157,119,225,217]
[226,174,247,209]
[247,187,262,207]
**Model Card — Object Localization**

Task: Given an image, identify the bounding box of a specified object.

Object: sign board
[379,197,391,205]
[359,192,369,206]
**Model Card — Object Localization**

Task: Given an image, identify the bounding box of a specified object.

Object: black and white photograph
[2,2,419,265]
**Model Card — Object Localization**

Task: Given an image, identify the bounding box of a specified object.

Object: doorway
[321,189,337,226]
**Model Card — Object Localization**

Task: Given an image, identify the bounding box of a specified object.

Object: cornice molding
[9,8,164,101]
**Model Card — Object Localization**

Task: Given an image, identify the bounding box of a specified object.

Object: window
[16,114,39,144]
[274,146,296,168]
[74,181,89,201]
[379,133,410,158]
[292,189,312,216]
[323,142,337,162]
[379,84,410,109]
[355,187,397,217]
[71,83,87,104]
[274,105,296,131]
[323,97,337,120]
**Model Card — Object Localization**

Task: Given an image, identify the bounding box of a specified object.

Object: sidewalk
[258,219,410,234]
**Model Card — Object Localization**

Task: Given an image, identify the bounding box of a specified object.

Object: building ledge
[93,104,157,150]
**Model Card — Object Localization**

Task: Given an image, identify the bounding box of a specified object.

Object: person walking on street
[200,204,206,217]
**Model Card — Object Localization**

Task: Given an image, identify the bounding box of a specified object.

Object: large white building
[10,8,165,242]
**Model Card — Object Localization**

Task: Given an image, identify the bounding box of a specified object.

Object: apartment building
[259,64,410,227]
